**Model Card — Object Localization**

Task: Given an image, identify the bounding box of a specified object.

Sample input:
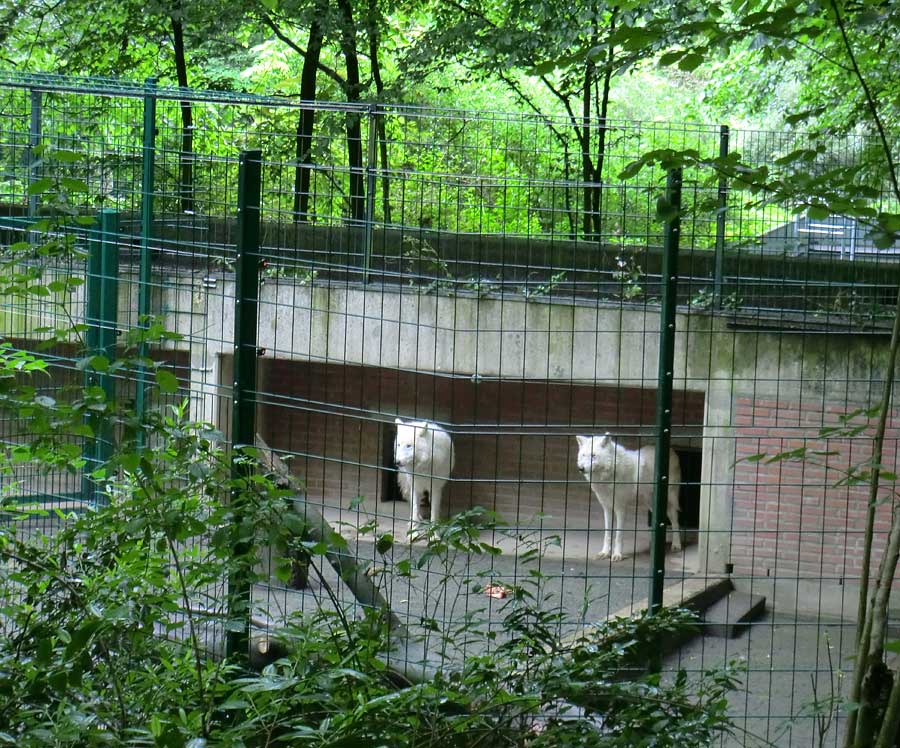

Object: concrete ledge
[605,575,734,621]
[564,575,734,654]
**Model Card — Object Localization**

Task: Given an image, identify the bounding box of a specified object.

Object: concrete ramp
[587,575,766,651]
[702,589,767,638]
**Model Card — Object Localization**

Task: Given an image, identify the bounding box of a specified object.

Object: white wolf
[394,418,455,532]
[575,434,682,562]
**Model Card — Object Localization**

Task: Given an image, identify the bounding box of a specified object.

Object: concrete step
[702,590,767,638]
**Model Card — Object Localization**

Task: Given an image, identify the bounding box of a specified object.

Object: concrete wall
[186,279,897,569]
[22,266,895,613]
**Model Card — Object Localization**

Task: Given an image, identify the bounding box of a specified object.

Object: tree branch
[829,0,900,204]
[828,2,900,745]
[495,69,567,143]
[260,13,346,87]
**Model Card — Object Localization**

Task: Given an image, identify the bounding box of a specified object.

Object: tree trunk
[367,0,391,224]
[581,60,596,241]
[564,145,576,240]
[337,0,365,224]
[293,16,324,223]
[171,9,194,215]
[592,11,616,241]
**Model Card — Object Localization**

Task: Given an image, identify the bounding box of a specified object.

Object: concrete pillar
[189,343,224,428]
[698,383,736,576]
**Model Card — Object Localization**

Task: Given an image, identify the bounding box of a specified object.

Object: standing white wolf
[394,418,455,532]
[575,434,682,562]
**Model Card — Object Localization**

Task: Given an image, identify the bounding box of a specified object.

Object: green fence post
[136,78,157,447]
[713,125,729,309]
[363,104,377,282]
[649,168,682,622]
[226,150,262,660]
[27,89,42,219]
[81,209,119,506]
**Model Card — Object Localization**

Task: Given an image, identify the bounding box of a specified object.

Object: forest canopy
[4,0,890,132]
[4,0,898,241]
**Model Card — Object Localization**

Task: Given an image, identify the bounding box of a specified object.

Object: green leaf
[785,107,826,125]
[219,698,251,710]
[658,51,684,66]
[376,533,394,554]
[47,280,70,293]
[48,669,68,691]
[881,214,900,232]
[51,149,82,163]
[35,636,52,664]
[678,52,705,72]
[27,177,53,195]
[89,355,109,372]
[854,10,882,27]
[618,160,646,180]
[155,369,179,393]
[807,204,831,220]
[60,177,89,193]
[872,230,896,250]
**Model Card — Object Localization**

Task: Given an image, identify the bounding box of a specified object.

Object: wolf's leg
[598,501,612,558]
[430,484,442,523]
[611,507,627,562]
[668,487,682,552]
[408,489,421,536]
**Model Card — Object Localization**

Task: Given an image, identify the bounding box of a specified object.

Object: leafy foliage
[11,2,900,745]
[0,482,742,746]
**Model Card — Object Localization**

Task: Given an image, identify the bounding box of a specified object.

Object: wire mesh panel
[2,72,900,746]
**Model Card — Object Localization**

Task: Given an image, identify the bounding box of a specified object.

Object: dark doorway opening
[678,448,702,531]
[380,422,404,502]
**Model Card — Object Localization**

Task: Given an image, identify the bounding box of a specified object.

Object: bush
[0,416,740,747]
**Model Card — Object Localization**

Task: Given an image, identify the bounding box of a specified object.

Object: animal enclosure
[2,72,900,746]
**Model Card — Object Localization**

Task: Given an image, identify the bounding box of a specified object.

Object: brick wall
[731,396,900,584]
[257,359,704,531]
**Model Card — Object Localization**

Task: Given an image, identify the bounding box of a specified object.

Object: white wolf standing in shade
[394,418,455,532]
[575,433,682,562]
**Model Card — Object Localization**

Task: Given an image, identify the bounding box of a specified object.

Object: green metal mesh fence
[2,71,900,746]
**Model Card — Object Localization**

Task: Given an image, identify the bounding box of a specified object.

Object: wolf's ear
[575,435,587,447]
[395,417,403,425]
[599,432,611,446]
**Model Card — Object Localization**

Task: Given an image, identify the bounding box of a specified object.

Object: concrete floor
[669,612,855,748]
[251,527,858,748]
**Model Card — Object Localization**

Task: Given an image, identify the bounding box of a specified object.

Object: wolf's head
[574,433,613,481]
[394,418,430,468]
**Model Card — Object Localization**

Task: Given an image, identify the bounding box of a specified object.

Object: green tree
[614,1,900,744]
[404,0,705,240]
